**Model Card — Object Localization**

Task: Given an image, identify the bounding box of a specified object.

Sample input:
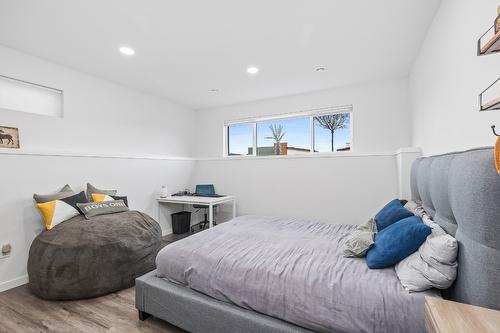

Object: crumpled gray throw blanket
[156,215,440,333]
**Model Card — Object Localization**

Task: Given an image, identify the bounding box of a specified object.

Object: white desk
[157,195,236,228]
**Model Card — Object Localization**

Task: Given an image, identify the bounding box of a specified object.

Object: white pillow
[395,224,458,292]
[404,200,427,217]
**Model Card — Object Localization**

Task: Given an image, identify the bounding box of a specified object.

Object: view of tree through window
[226,109,351,156]
[256,117,309,156]
[314,113,351,152]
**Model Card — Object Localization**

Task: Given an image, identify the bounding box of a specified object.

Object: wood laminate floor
[0,233,194,333]
[0,285,187,333]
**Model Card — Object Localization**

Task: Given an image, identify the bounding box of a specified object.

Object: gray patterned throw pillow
[77,200,129,219]
[86,183,117,200]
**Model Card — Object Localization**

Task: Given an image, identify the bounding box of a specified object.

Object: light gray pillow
[33,184,75,203]
[404,200,436,227]
[343,218,377,258]
[77,200,129,219]
[422,216,446,234]
[86,183,117,200]
[395,224,458,292]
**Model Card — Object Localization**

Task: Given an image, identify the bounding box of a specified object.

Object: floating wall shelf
[478,26,500,55]
[477,14,499,111]
[480,77,500,111]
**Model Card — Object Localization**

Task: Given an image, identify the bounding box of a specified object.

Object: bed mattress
[156,215,439,333]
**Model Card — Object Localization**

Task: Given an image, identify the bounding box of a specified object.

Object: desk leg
[232,200,236,219]
[209,204,214,228]
[158,203,161,226]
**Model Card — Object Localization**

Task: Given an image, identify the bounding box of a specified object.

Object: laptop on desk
[192,184,225,198]
[171,185,226,198]
[192,193,225,198]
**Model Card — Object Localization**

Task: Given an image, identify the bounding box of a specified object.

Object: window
[225,105,352,157]
[256,117,310,156]
[227,123,254,156]
[313,113,351,152]
[0,75,63,117]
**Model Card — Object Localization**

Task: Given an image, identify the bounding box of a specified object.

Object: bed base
[135,270,316,333]
[138,310,151,321]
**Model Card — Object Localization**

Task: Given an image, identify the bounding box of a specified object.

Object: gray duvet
[156,215,439,333]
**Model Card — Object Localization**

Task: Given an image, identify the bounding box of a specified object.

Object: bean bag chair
[28,211,162,300]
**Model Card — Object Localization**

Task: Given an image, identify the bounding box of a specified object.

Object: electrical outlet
[1,243,11,259]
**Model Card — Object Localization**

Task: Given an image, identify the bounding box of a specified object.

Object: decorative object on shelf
[160,185,169,198]
[0,126,20,149]
[493,125,500,174]
[480,77,500,111]
[493,125,499,137]
[478,6,500,56]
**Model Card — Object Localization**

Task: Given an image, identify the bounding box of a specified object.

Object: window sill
[203,147,421,161]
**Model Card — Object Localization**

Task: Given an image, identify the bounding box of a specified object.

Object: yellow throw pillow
[91,193,115,202]
[36,200,80,230]
[91,193,129,207]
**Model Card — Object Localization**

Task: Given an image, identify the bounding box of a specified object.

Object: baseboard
[0,275,28,293]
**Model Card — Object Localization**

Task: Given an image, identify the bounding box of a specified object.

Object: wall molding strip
[0,147,421,162]
[0,149,196,161]
[199,147,422,161]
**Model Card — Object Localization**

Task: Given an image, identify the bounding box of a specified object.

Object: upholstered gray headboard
[410,147,500,310]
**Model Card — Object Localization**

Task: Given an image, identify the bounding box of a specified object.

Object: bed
[136,147,500,333]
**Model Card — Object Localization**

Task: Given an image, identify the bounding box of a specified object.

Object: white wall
[409,0,500,156]
[193,78,417,225]
[0,45,197,291]
[195,78,412,157]
[194,152,418,226]
[0,45,195,156]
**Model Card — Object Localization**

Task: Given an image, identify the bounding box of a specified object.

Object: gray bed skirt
[135,270,317,333]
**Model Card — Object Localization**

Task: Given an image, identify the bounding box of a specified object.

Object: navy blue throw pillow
[374,199,413,231]
[60,191,89,214]
[366,216,431,269]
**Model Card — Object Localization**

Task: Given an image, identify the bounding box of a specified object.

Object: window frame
[223,105,353,158]
[0,74,64,118]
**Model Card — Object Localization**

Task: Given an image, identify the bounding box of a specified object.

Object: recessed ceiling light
[315,67,327,72]
[119,46,135,56]
[209,88,219,93]
[247,66,259,74]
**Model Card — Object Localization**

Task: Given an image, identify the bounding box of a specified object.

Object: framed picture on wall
[0,126,20,149]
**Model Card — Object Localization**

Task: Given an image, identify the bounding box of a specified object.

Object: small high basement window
[0,75,63,117]
[225,105,353,157]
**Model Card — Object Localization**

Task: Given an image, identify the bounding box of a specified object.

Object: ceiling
[0,0,441,110]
